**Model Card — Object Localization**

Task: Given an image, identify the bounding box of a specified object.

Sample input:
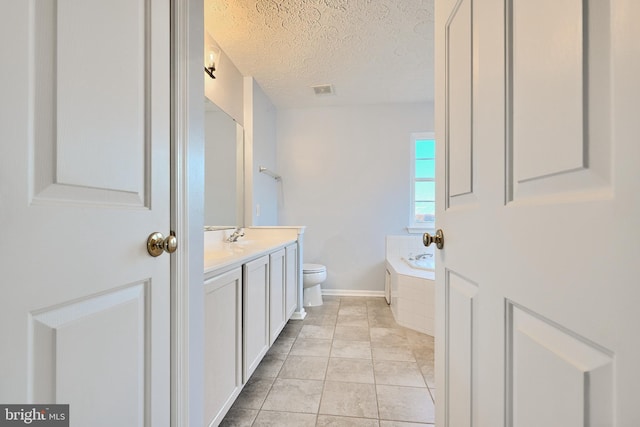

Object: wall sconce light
[204,47,220,79]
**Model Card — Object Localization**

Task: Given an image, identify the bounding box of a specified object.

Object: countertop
[204,236,297,276]
[204,227,304,276]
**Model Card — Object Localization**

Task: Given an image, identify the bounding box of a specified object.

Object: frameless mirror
[204,97,244,229]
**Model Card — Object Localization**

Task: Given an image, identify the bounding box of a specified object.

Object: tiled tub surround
[220,296,435,426]
[385,235,435,335]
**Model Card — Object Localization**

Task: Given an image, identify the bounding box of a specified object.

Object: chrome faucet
[226,228,245,242]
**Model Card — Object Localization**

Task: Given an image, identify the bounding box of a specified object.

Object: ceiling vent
[311,84,335,96]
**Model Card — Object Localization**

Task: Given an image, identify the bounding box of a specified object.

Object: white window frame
[408,132,436,233]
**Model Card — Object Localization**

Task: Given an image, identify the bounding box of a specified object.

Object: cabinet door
[285,244,298,319]
[243,255,270,381]
[269,249,286,345]
[204,267,242,426]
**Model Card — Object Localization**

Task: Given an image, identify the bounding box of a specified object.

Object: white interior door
[0,1,171,426]
[435,0,640,425]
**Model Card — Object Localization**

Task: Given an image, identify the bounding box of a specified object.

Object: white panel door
[435,0,640,426]
[0,1,171,426]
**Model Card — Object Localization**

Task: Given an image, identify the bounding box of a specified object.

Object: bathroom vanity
[203,226,305,426]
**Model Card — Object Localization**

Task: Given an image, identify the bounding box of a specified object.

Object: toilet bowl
[303,263,327,307]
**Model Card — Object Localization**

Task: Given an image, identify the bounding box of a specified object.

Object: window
[410,132,435,231]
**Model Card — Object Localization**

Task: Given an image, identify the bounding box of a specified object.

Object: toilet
[302,263,327,307]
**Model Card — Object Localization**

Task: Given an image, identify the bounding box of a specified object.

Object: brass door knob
[147,232,178,257]
[423,229,444,249]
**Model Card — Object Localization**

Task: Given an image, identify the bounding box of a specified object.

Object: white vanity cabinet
[285,243,298,319]
[204,267,243,427]
[203,227,306,426]
[242,255,270,381]
[269,249,286,345]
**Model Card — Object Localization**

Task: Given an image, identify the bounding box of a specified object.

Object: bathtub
[385,235,435,336]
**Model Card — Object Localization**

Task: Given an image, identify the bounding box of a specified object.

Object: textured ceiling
[204,0,434,109]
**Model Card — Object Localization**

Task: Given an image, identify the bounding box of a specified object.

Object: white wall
[244,77,279,226]
[277,102,434,292]
[203,32,244,124]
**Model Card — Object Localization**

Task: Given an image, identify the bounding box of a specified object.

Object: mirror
[204,97,244,228]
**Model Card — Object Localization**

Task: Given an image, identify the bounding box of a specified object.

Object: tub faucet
[226,228,245,242]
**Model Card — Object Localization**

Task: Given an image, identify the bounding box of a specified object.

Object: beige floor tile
[317,415,380,426]
[307,303,340,316]
[404,328,435,345]
[376,385,434,424]
[371,345,416,362]
[268,336,295,355]
[252,410,317,427]
[373,360,426,387]
[336,314,370,328]
[278,322,303,339]
[319,381,379,419]
[219,407,257,427]
[339,305,368,316]
[261,378,324,413]
[290,338,332,357]
[334,325,371,341]
[407,342,435,355]
[298,324,335,340]
[366,297,389,307]
[427,387,436,403]
[230,376,274,410]
[303,314,338,326]
[370,328,409,347]
[331,340,372,359]
[322,301,341,311]
[410,345,434,361]
[220,296,437,426]
[325,358,375,384]
[368,315,402,329]
[368,306,393,317]
[415,355,435,388]
[339,297,369,306]
[279,355,328,380]
[252,353,286,379]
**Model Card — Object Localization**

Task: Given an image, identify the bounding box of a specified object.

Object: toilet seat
[303,263,326,273]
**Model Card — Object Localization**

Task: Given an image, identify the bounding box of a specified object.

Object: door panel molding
[505,0,612,203]
[444,269,478,427]
[445,0,476,208]
[505,300,614,426]
[29,0,151,208]
[29,281,150,426]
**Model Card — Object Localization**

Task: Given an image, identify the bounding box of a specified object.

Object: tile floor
[220,296,436,427]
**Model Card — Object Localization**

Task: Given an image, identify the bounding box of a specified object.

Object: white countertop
[204,237,297,275]
[203,227,305,276]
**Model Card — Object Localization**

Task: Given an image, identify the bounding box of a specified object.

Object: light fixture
[204,47,220,79]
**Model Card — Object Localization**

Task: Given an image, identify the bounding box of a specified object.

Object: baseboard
[290,310,307,320]
[321,289,385,298]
